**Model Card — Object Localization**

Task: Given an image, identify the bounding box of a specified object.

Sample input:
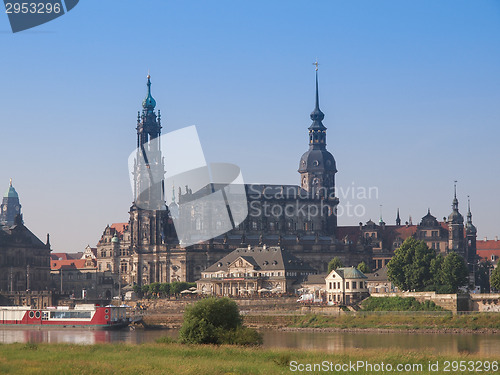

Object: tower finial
[454,180,457,199]
[467,195,471,214]
[396,208,401,226]
[9,178,12,187]
[314,60,320,110]
[142,73,156,110]
[309,61,324,123]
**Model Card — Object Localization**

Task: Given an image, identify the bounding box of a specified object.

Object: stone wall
[469,294,500,312]
[370,292,468,313]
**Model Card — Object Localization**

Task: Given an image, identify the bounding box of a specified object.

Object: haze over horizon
[1,1,499,253]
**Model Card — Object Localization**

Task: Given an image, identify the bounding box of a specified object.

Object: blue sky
[1,0,499,252]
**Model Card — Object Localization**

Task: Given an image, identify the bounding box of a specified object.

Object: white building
[325,267,369,305]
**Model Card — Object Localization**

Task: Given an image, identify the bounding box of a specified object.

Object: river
[1,328,499,355]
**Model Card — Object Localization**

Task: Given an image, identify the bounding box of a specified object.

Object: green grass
[288,313,500,330]
[0,342,498,374]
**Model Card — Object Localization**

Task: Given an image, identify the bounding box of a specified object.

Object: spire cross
[312,60,319,71]
[454,180,457,198]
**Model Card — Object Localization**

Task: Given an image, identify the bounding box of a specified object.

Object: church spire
[310,61,325,126]
[396,208,401,226]
[467,195,473,224]
[142,74,156,111]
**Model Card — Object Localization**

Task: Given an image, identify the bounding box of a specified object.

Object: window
[436,242,440,250]
[337,282,340,289]
[432,231,438,237]
[329,282,332,289]
[352,281,357,289]
[346,282,349,289]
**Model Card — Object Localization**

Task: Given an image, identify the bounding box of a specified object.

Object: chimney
[247,244,251,250]
[484,237,487,242]
[263,244,267,250]
[495,236,498,242]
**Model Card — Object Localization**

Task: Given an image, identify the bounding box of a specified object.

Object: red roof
[51,253,71,260]
[111,223,128,235]
[393,225,418,238]
[51,259,95,270]
[476,239,500,251]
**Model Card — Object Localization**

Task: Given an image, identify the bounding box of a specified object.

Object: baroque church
[0,180,51,292]
[96,70,477,288]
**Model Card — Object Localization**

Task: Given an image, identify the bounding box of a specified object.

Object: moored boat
[0,304,130,330]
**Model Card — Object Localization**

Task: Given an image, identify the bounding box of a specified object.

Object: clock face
[2,206,6,212]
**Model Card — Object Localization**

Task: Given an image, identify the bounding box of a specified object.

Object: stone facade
[196,246,316,296]
[325,267,369,305]
[0,181,51,292]
[94,73,373,287]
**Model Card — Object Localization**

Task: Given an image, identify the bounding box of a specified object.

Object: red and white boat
[0,304,131,330]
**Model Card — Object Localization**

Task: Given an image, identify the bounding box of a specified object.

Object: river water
[1,328,499,355]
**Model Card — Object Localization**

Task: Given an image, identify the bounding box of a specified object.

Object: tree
[491,266,500,292]
[150,282,161,297]
[439,252,469,293]
[357,261,371,274]
[179,297,262,345]
[159,283,170,297]
[328,257,343,273]
[387,237,437,291]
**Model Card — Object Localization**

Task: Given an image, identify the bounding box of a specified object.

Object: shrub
[179,297,261,346]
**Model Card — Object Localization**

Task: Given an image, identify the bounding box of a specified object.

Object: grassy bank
[143,312,500,332]
[0,342,498,375]
[288,313,500,331]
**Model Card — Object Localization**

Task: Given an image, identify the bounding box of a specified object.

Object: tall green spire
[142,74,157,111]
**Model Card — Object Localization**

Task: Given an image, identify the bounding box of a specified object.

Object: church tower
[298,63,339,235]
[465,196,477,271]
[447,182,465,256]
[128,75,174,286]
[298,63,337,198]
[0,179,22,226]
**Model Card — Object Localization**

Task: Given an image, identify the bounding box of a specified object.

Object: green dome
[4,180,18,198]
[111,234,119,243]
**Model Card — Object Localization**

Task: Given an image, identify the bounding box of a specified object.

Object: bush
[217,327,263,346]
[179,297,262,346]
[361,296,445,311]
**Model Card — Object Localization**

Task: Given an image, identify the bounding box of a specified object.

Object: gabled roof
[203,246,316,273]
[230,255,259,269]
[365,265,389,282]
[328,267,367,280]
[111,223,128,235]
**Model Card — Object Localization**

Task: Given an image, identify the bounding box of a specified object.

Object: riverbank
[139,312,500,333]
[0,342,498,375]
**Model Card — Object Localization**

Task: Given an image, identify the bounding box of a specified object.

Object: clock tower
[0,179,22,226]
